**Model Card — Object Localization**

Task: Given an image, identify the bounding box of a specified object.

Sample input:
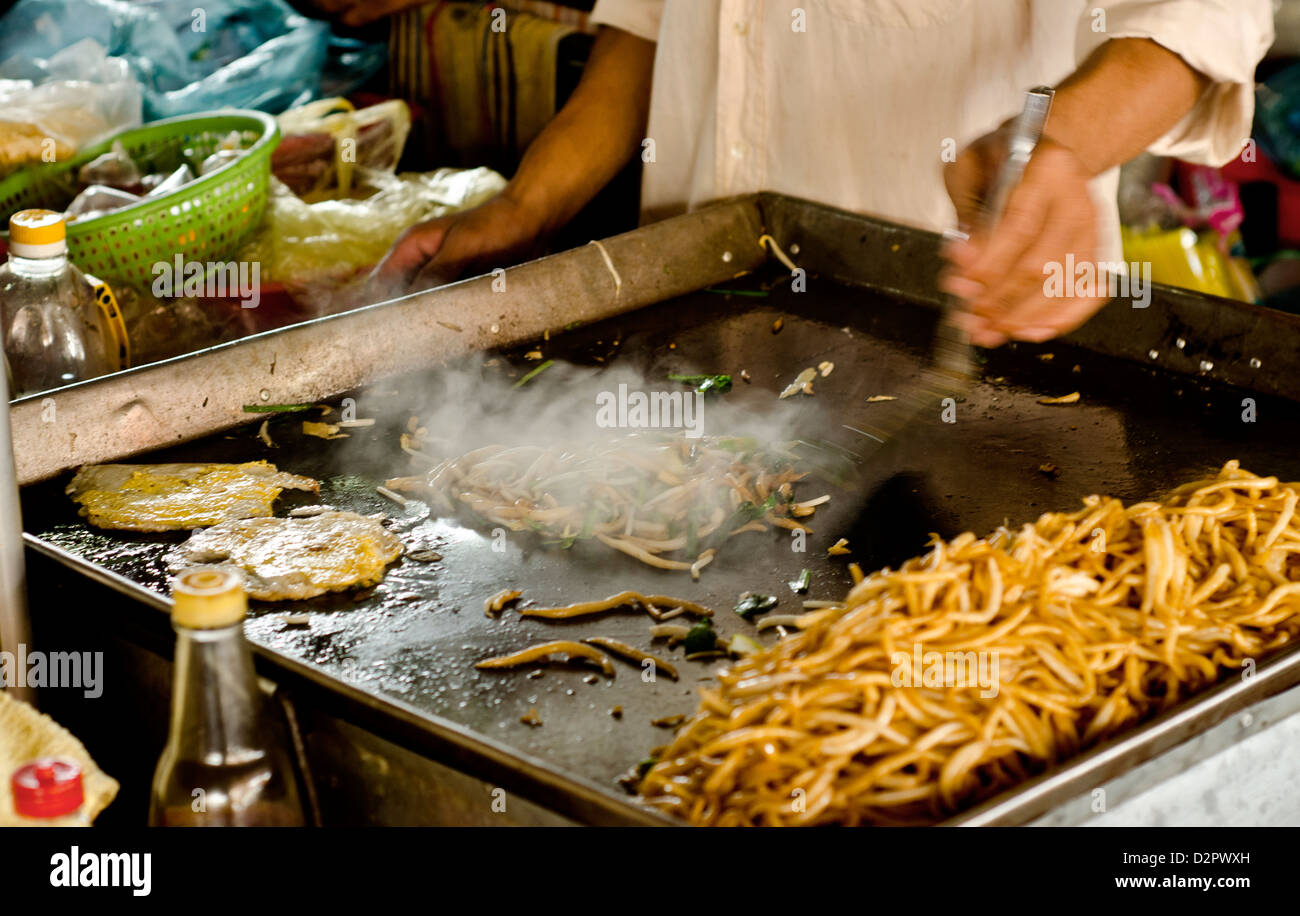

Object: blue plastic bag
[0,0,386,120]
[1256,62,1300,180]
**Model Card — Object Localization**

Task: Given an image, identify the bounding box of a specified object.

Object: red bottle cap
[11,758,84,818]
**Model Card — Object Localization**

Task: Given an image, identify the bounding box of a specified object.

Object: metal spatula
[796,86,1056,485]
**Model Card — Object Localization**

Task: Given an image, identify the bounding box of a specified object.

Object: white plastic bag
[0,39,142,173]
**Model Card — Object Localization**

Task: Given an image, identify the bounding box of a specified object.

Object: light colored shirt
[590,0,1273,260]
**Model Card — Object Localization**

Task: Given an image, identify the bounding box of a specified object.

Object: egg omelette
[168,511,405,601]
[66,461,320,532]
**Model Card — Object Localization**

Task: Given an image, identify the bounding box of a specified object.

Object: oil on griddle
[22,267,1300,809]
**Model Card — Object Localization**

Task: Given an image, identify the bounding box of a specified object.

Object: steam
[386,356,831,468]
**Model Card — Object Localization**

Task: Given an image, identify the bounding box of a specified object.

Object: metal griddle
[15,193,1300,826]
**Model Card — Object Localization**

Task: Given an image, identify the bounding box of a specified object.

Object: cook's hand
[941,133,1105,347]
[311,0,422,27]
[370,194,547,295]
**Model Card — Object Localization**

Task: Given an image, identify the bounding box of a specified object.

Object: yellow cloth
[390,2,578,163]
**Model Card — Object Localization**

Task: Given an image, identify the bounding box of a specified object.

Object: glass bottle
[148,567,305,827]
[0,209,117,396]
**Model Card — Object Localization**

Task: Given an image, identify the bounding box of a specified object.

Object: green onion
[716,436,759,454]
[513,359,554,389]
[703,287,770,298]
[580,504,598,538]
[788,569,811,594]
[242,403,313,413]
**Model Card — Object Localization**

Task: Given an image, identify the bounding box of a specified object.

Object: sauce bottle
[148,567,305,827]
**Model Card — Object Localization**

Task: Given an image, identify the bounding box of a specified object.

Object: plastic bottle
[0,209,118,396]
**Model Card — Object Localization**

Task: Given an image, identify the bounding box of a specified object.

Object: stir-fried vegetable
[668,372,733,395]
[734,593,778,621]
[682,618,719,655]
[387,434,821,576]
[728,633,763,656]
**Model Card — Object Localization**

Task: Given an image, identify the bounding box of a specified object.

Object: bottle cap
[8,209,67,258]
[171,567,247,629]
[11,758,84,818]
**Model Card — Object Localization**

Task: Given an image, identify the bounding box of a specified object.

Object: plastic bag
[273,99,412,199]
[65,184,140,222]
[1256,62,1300,180]
[0,38,141,173]
[77,140,142,191]
[197,131,247,176]
[144,165,196,197]
[238,167,508,287]
[0,0,386,121]
[1122,226,1260,303]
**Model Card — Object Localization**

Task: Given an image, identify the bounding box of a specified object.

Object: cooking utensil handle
[980,86,1055,230]
[937,86,1056,378]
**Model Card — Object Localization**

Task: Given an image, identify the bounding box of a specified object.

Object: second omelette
[168,511,406,600]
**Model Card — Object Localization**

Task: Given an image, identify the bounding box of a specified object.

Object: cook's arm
[1043,38,1211,175]
[375,26,655,291]
[944,0,1273,347]
[498,27,656,239]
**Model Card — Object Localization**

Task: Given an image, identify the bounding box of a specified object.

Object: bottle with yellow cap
[0,209,118,396]
[148,567,306,827]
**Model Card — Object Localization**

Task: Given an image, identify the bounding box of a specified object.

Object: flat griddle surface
[22,270,1300,822]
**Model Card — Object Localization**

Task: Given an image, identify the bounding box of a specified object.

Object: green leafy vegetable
[704,493,779,552]
[683,619,719,654]
[669,372,733,395]
[734,593,778,621]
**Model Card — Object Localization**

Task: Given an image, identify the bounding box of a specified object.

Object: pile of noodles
[391,435,818,573]
[638,461,1300,826]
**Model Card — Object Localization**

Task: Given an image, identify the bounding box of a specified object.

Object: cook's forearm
[1044,37,1210,176]
[502,27,655,237]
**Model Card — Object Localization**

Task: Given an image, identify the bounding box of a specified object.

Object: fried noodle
[638,462,1300,826]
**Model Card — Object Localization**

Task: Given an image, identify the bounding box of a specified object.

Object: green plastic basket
[0,110,280,289]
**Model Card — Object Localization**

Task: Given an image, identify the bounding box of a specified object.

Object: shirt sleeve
[590,0,666,42]
[1077,0,1274,165]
